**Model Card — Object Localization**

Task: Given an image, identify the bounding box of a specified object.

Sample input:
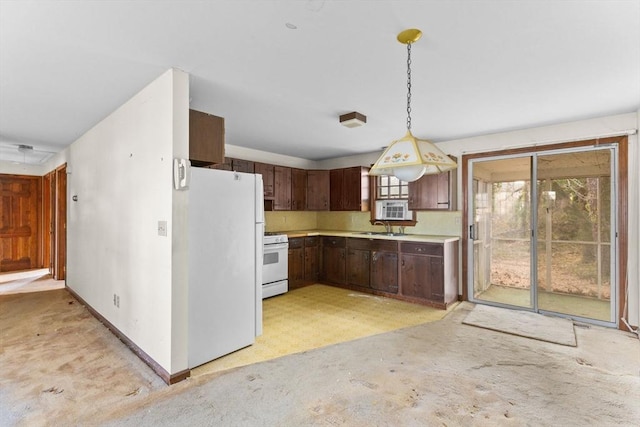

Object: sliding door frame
[461,136,628,330]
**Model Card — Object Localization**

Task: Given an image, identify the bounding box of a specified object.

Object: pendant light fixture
[369,29,457,182]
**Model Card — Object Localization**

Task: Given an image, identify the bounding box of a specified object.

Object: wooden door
[329,169,344,210]
[347,248,370,288]
[254,163,275,199]
[42,171,53,272]
[54,166,67,280]
[189,109,225,167]
[304,241,319,282]
[342,167,362,211]
[273,166,291,210]
[400,253,432,299]
[306,170,329,211]
[323,246,346,284]
[290,168,306,211]
[0,174,42,272]
[371,251,398,294]
[231,158,254,173]
[408,174,438,209]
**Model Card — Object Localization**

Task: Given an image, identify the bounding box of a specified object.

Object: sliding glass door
[468,146,617,325]
[470,156,533,309]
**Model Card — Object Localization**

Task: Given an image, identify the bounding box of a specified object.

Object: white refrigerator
[187,167,264,369]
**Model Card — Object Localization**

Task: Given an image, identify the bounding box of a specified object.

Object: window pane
[380,187,388,197]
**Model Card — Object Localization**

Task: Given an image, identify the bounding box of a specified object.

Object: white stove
[262,233,289,298]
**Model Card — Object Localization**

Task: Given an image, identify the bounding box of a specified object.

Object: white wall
[66,68,189,375]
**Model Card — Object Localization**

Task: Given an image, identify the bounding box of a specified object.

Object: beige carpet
[462,303,577,346]
[2,293,638,426]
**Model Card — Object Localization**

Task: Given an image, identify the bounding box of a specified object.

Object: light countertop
[277,230,460,244]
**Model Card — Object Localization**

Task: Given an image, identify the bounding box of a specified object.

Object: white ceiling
[1,0,638,163]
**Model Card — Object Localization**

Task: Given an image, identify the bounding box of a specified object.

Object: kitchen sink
[356,231,408,237]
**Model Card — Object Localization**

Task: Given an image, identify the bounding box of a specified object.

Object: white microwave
[375,200,413,220]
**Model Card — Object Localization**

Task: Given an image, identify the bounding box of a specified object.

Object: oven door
[262,242,288,285]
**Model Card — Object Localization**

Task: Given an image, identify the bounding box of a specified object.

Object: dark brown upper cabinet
[330,167,370,211]
[231,158,254,173]
[254,163,275,200]
[306,170,330,211]
[189,109,225,167]
[291,168,307,211]
[274,166,292,210]
[408,169,457,211]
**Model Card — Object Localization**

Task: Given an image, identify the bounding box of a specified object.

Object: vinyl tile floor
[192,284,454,377]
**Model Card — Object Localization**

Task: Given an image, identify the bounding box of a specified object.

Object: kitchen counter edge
[278,230,460,244]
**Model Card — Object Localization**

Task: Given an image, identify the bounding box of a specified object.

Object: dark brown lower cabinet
[345,238,399,294]
[304,236,320,283]
[347,246,370,288]
[288,238,305,289]
[370,250,398,294]
[399,241,458,307]
[321,237,346,285]
[318,235,457,308]
[289,236,321,290]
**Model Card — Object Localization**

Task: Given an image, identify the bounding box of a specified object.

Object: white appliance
[375,200,413,220]
[262,233,288,298]
[187,167,264,369]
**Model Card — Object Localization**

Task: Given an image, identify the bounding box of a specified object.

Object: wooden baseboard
[65,286,190,385]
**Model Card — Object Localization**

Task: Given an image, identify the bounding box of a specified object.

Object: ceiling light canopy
[340,111,366,128]
[369,29,457,182]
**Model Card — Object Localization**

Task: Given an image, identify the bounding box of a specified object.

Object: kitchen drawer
[322,236,346,248]
[347,238,372,251]
[370,240,398,252]
[305,236,319,247]
[400,242,443,257]
[288,237,304,249]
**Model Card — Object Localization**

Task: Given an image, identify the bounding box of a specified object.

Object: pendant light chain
[406,42,412,131]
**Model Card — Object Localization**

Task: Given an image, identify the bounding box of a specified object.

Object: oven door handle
[264,242,289,251]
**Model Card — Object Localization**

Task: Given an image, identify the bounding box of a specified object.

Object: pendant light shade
[369,29,457,182]
[369,130,457,181]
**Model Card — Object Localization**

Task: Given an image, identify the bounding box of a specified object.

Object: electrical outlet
[158,220,167,236]
[113,293,120,308]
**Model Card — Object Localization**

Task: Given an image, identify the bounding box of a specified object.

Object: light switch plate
[158,220,167,237]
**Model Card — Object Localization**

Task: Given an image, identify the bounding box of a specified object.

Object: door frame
[461,136,629,330]
[42,164,67,280]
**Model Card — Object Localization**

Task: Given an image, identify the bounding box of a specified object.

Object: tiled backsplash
[266,210,462,237]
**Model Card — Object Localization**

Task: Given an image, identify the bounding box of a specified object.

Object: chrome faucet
[374,221,392,234]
